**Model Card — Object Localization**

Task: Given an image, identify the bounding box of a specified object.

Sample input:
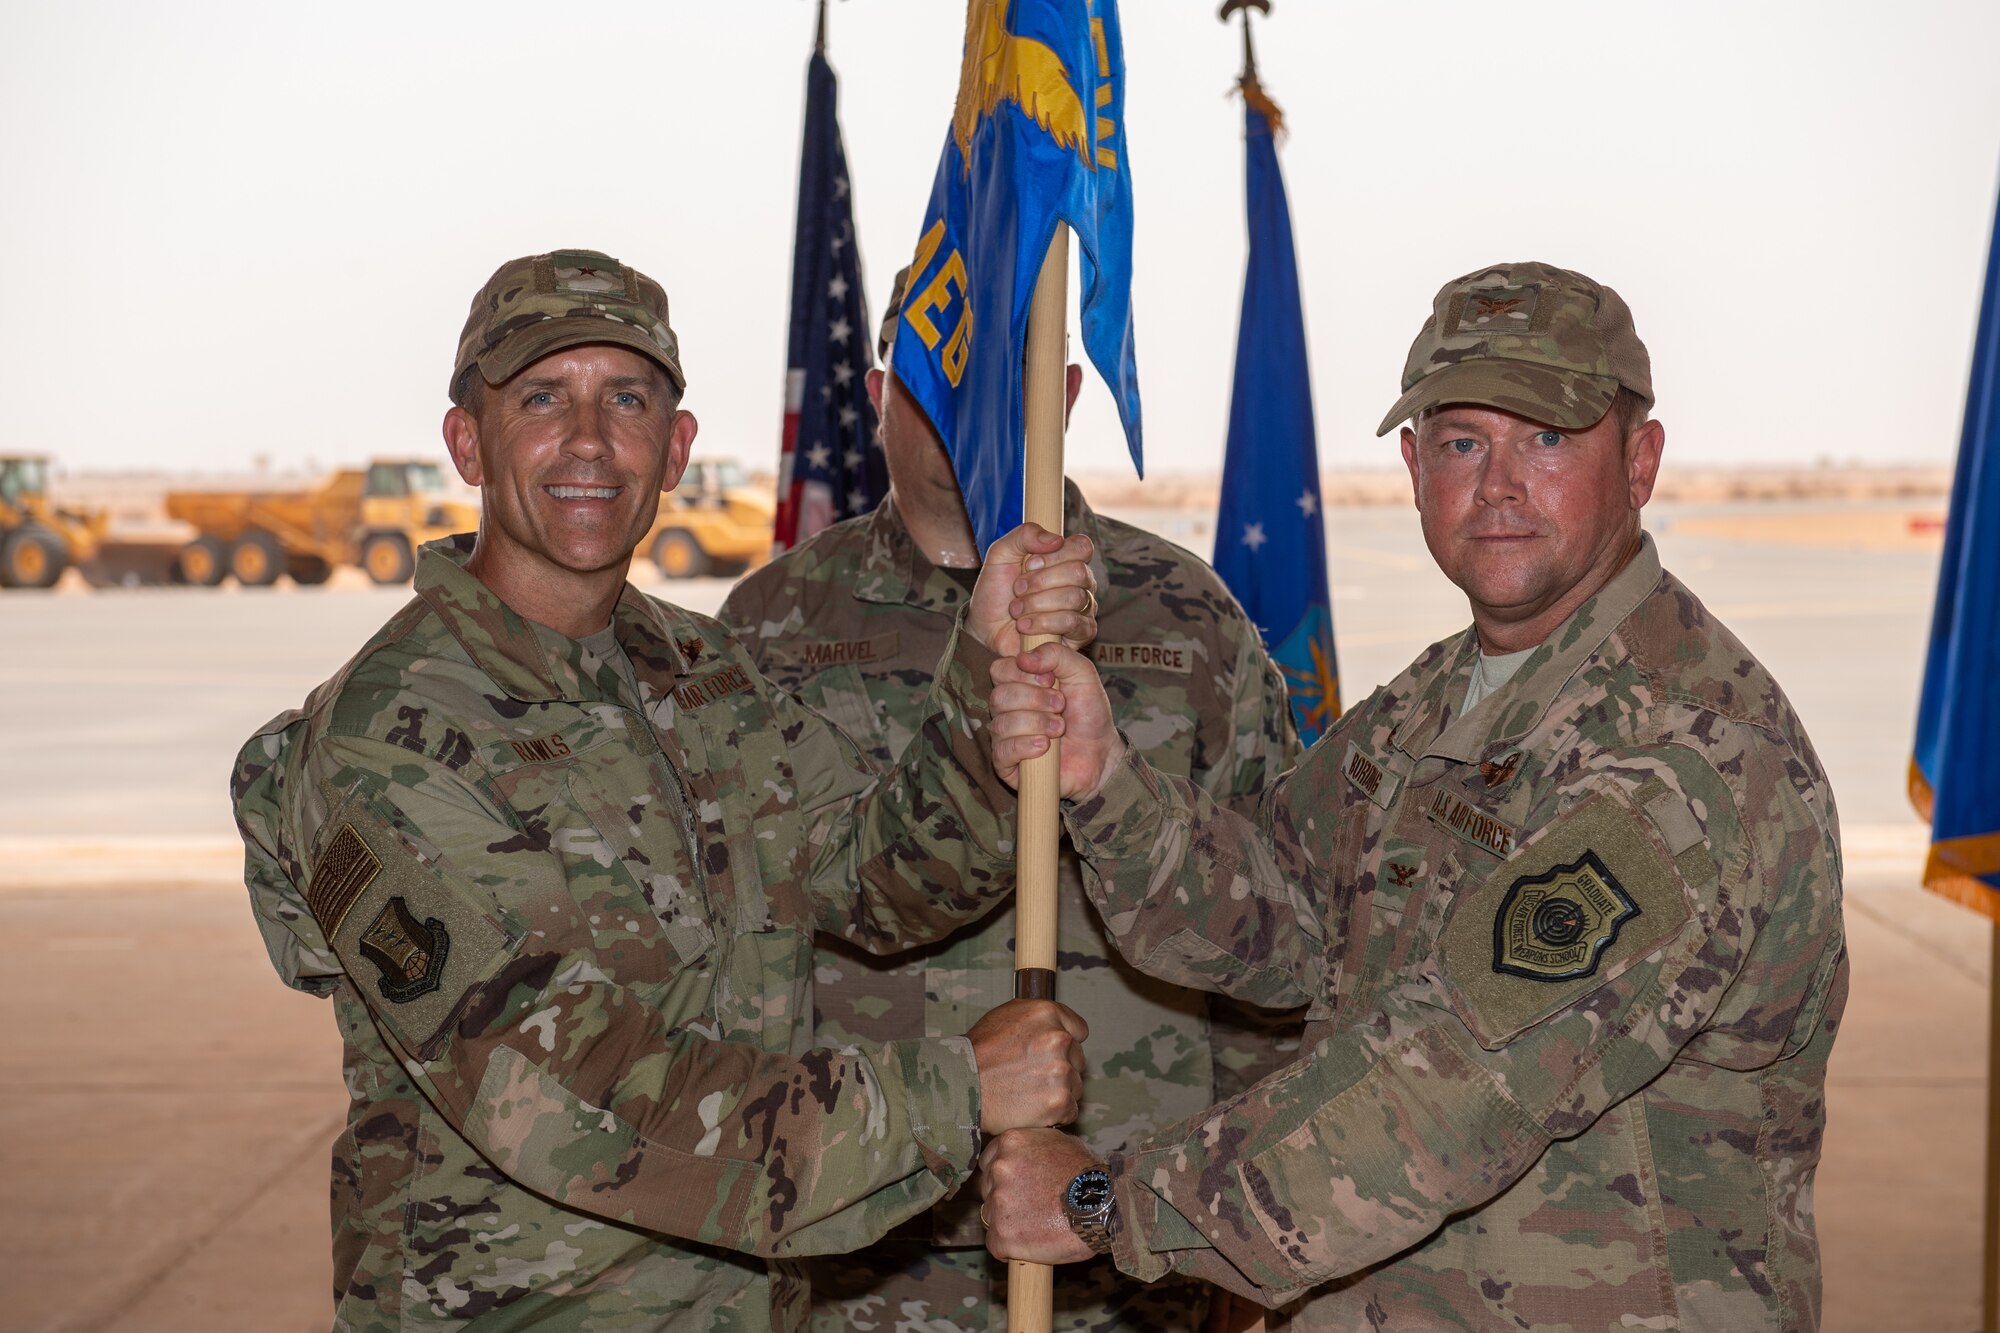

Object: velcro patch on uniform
[1090,641,1194,674]
[1478,751,1523,789]
[1491,850,1638,981]
[1341,742,1400,810]
[1425,786,1517,858]
[311,801,511,1055]
[306,822,381,938]
[673,663,754,710]
[508,732,573,765]
[1440,789,1694,1048]
[358,896,451,1003]
[550,254,627,295]
[1451,285,1541,335]
[770,631,900,670]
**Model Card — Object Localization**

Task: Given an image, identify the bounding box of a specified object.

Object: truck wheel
[229,532,284,587]
[176,535,229,587]
[361,534,415,585]
[651,529,710,579]
[287,555,333,586]
[0,529,66,589]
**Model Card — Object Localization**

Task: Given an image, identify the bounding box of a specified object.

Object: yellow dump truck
[165,459,479,586]
[0,454,110,588]
[644,457,775,578]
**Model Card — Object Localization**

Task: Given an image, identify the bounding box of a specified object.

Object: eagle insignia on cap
[1455,286,1540,334]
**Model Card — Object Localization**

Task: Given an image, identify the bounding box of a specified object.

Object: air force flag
[1213,88,1339,743]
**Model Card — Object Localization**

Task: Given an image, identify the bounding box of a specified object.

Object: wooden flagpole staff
[1007,222,1071,1333]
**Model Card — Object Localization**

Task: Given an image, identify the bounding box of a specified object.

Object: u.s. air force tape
[1439,788,1693,1048]
[305,811,508,1053]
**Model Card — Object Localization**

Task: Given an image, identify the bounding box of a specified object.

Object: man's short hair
[1609,386,1650,438]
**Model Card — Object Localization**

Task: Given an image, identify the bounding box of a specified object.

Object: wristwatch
[1063,1164,1116,1256]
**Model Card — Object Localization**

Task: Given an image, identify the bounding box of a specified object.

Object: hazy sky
[4,0,1998,481]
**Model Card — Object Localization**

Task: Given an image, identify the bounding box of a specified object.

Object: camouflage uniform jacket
[1064,536,1848,1331]
[720,486,1300,1231]
[231,537,1020,1332]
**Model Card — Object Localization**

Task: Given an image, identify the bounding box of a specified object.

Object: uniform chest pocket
[1346,829,1465,1011]
[1302,800,1370,1027]
[765,632,906,769]
[796,663,894,766]
[713,923,811,1053]
[558,764,716,974]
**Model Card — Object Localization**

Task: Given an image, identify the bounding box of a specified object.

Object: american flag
[773,28,885,552]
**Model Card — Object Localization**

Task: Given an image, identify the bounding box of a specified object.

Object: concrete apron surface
[0,828,1986,1333]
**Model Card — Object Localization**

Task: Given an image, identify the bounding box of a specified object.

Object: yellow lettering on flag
[904,219,974,387]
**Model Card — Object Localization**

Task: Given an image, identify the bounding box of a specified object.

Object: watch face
[1065,1167,1113,1215]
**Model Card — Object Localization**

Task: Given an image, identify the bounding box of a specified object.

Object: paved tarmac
[0,499,1988,1331]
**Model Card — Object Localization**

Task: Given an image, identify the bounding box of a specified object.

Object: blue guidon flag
[1212,80,1339,744]
[1910,181,2000,923]
[773,28,887,552]
[890,0,1142,555]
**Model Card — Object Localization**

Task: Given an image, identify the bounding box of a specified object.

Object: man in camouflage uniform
[230,249,1103,1331]
[979,262,1848,1331]
[720,269,1302,1333]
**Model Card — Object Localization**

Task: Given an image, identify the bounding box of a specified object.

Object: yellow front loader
[0,455,108,589]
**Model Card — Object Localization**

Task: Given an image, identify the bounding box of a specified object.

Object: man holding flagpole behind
[770,2,1237,1327]
[723,269,1299,1331]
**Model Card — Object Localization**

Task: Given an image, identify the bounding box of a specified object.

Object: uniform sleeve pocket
[1436,788,1696,1049]
[305,797,513,1056]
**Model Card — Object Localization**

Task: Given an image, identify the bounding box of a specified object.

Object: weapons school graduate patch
[1492,850,1637,981]
[1440,789,1693,1047]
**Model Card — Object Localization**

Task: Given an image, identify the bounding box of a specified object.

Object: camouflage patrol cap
[451,249,685,405]
[879,265,911,362]
[1375,261,1652,435]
